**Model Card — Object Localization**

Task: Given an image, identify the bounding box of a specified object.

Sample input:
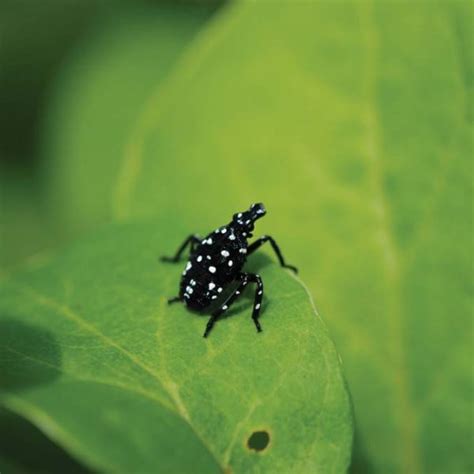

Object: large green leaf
[0,221,353,472]
[108,2,471,472]
[41,3,216,238]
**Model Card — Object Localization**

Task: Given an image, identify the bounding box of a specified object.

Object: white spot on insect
[211,295,217,300]
[242,232,247,237]
[257,209,264,214]
[206,237,213,245]
[206,255,212,260]
[228,260,233,267]
[222,305,228,311]
[197,255,203,262]
[186,286,193,294]
[229,234,236,241]
[221,250,230,257]
[255,303,260,310]
[237,213,242,218]
[209,266,216,273]
[245,219,251,224]
[217,287,223,293]
[190,279,196,286]
[239,248,247,254]
[184,293,190,299]
[221,227,227,234]
[208,282,216,290]
[235,291,240,295]
[186,262,192,271]
[258,290,263,295]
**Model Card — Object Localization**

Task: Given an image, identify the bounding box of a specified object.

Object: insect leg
[167,296,182,304]
[203,274,250,338]
[161,234,200,263]
[247,235,298,273]
[246,273,264,332]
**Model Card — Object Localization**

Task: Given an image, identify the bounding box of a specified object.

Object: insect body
[161,203,297,337]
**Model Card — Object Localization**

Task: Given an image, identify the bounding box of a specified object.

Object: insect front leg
[246,273,264,332]
[161,234,200,263]
[203,274,250,338]
[247,235,297,273]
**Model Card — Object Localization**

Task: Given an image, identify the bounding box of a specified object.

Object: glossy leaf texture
[109,2,471,473]
[40,3,216,238]
[0,222,353,473]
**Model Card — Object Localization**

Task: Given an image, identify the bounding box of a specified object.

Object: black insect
[161,203,297,337]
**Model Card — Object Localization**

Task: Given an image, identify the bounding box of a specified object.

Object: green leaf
[0,221,353,472]
[41,3,216,238]
[109,2,471,472]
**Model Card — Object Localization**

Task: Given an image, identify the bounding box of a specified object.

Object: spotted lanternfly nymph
[161,203,297,337]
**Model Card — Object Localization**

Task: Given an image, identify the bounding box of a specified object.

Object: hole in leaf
[247,430,270,452]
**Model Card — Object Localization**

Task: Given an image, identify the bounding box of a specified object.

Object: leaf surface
[0,222,352,473]
[112,2,472,472]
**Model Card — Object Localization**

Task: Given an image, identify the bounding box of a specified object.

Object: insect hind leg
[203,274,249,338]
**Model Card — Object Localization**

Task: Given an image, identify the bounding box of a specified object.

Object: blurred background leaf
[0,164,53,273]
[0,0,101,272]
[0,221,353,472]
[41,2,217,239]
[0,0,100,163]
